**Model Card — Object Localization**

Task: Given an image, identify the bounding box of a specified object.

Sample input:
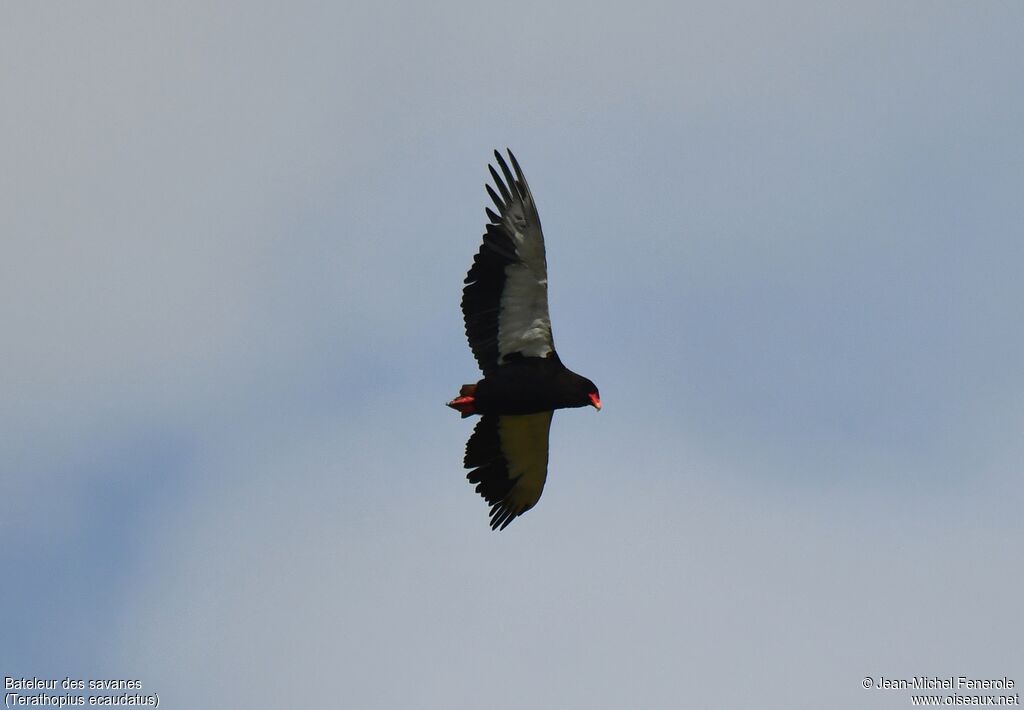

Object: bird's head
[564,372,600,411]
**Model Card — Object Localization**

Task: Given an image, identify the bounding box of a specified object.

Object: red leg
[446,395,476,417]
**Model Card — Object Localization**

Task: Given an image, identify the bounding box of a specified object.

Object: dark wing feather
[464,412,555,530]
[461,149,553,375]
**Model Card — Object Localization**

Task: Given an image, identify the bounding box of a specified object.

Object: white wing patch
[497,202,553,361]
[497,411,554,515]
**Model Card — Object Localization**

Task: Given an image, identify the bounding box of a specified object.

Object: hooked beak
[588,392,602,410]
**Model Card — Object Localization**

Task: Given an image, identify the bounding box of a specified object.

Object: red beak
[588,392,602,410]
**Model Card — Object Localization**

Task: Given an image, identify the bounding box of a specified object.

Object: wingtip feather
[485,184,504,212]
[488,164,513,205]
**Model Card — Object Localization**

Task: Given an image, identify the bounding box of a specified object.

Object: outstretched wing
[464,412,555,530]
[461,150,553,375]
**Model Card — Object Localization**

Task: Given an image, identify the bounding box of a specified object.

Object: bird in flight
[448,149,601,530]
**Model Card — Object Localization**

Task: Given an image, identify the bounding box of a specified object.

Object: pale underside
[497,411,555,515]
[493,170,553,362]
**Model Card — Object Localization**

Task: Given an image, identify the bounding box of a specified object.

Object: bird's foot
[446,395,476,418]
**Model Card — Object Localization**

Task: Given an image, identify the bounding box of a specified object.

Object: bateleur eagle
[448,150,601,530]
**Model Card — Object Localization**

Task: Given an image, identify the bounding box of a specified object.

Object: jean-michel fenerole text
[875,677,1014,690]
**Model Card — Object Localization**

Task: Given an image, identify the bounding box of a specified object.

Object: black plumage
[448,150,601,530]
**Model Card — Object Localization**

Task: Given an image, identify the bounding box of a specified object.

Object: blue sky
[3,2,1022,708]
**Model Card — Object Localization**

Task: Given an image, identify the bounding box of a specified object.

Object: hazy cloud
[4,2,1022,707]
